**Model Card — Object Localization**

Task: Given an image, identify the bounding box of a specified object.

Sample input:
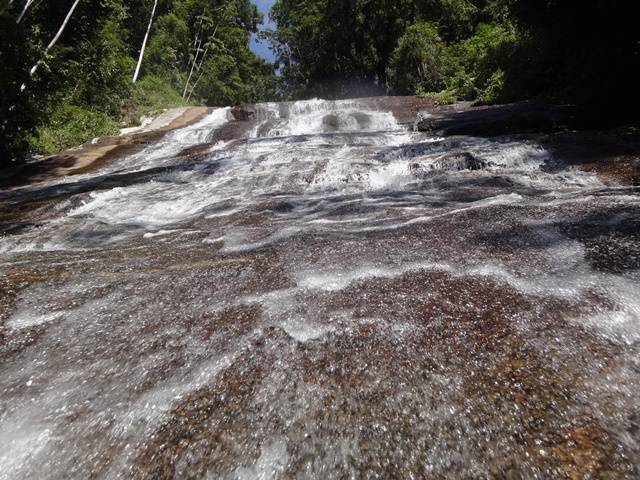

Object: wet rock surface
[542,127,640,186]
[416,102,569,137]
[0,98,639,479]
[0,108,212,189]
[231,105,257,122]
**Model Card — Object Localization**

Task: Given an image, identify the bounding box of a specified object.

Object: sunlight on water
[0,98,639,479]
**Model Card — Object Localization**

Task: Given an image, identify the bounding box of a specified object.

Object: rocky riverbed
[0,97,639,479]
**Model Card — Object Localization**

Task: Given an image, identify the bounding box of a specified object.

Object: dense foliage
[0,0,276,163]
[386,23,447,96]
[2,0,638,165]
[266,0,640,111]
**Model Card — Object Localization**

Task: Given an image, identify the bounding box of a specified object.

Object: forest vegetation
[0,0,276,162]
[1,0,638,165]
[266,0,639,111]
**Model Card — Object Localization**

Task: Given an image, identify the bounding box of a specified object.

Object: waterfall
[1,98,638,479]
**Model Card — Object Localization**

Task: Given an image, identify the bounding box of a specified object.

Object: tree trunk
[186,48,208,102]
[183,21,219,99]
[132,0,158,83]
[183,35,202,98]
[28,0,81,78]
[16,0,35,23]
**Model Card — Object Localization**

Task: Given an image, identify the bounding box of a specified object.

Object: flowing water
[1,98,639,479]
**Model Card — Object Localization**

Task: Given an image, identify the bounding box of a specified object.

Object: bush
[387,23,448,95]
[0,9,38,165]
[477,68,506,103]
[79,55,136,117]
[132,75,186,110]
[30,105,118,155]
[110,75,189,127]
[445,23,516,102]
[421,89,458,105]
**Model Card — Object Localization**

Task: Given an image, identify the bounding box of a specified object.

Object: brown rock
[417,102,570,137]
[230,105,256,121]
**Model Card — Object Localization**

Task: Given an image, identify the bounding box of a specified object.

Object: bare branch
[28,0,81,79]
[133,0,158,83]
[16,0,35,23]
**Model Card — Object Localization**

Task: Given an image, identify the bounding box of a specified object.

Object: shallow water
[1,98,639,479]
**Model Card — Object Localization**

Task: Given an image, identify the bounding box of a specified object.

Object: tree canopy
[2,0,639,164]
[0,0,277,163]
[265,0,640,111]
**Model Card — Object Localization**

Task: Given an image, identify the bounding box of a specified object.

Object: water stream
[1,99,639,478]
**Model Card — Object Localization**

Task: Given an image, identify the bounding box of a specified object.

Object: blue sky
[250,0,276,62]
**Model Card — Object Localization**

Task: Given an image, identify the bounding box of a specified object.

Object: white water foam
[230,440,289,480]
[251,99,403,138]
[0,99,631,262]
[1,97,639,478]
[108,107,232,173]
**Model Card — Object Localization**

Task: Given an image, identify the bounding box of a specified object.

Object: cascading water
[0,98,639,479]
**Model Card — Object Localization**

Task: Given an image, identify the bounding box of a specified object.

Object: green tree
[0,2,38,163]
[1,0,277,164]
[504,0,640,112]
[266,0,491,98]
[445,22,515,101]
[387,22,447,95]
